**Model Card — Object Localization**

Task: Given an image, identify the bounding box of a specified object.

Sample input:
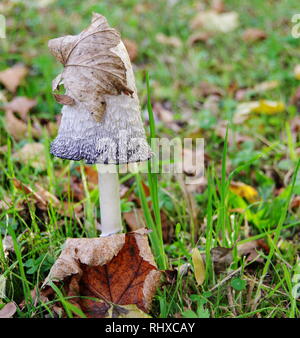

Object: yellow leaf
[252,100,285,114]
[234,100,285,124]
[106,304,151,318]
[230,181,259,203]
[192,248,205,286]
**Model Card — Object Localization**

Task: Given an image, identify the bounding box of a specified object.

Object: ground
[0,0,300,318]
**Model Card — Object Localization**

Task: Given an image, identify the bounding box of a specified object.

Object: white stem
[97,164,122,237]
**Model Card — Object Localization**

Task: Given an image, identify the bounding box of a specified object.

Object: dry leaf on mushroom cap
[48,13,133,122]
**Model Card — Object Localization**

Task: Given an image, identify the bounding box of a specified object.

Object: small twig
[209,267,242,292]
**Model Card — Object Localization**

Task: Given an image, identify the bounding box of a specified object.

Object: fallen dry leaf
[4,110,41,141]
[230,181,259,203]
[124,208,145,231]
[123,39,138,62]
[13,178,47,207]
[152,102,181,132]
[234,100,285,124]
[210,247,232,273]
[12,177,81,218]
[4,110,28,141]
[188,31,212,45]
[13,143,47,170]
[0,302,17,318]
[48,13,133,122]
[238,240,269,264]
[35,184,60,208]
[43,230,161,318]
[195,81,224,98]
[0,64,28,92]
[4,96,37,121]
[210,240,269,273]
[153,102,174,124]
[242,28,267,43]
[156,33,182,48]
[192,247,205,285]
[190,10,239,33]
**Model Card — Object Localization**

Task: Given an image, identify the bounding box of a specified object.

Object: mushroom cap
[49,15,152,164]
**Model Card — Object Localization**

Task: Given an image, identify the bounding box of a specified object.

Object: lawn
[0,0,300,318]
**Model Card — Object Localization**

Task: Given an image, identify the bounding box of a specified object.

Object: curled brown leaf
[48,13,133,122]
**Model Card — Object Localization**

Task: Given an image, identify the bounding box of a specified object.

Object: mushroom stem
[97,164,123,237]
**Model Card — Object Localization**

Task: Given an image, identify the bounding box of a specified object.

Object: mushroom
[48,13,152,236]
[43,14,161,317]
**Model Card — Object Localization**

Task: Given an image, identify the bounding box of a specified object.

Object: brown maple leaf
[43,230,161,318]
[48,13,133,122]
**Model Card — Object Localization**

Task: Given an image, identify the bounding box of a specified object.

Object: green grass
[0,0,300,318]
